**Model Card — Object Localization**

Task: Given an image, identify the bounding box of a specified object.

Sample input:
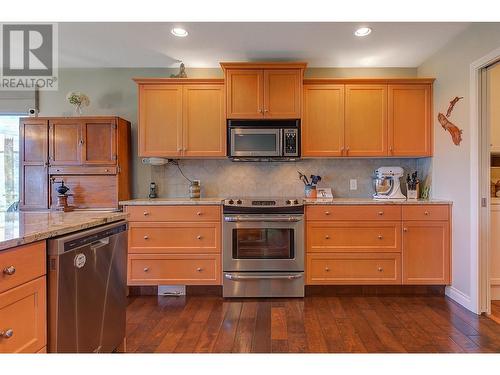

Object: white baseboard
[445,286,476,313]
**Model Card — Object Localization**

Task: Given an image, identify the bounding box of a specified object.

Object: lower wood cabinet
[306,253,401,285]
[305,204,452,286]
[125,205,222,286]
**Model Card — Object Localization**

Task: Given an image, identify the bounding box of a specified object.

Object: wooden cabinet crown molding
[220,62,308,70]
[303,78,435,85]
[133,78,224,85]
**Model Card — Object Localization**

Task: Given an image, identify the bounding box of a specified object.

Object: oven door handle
[224,216,303,222]
[224,273,303,281]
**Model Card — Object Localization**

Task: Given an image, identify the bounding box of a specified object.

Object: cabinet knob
[79,139,84,145]
[197,211,202,216]
[177,147,182,152]
[143,267,149,272]
[0,329,14,339]
[143,211,149,216]
[378,235,383,240]
[264,108,269,113]
[3,265,16,276]
[324,211,331,216]
[104,169,109,172]
[196,267,203,272]
[196,235,202,240]
[325,235,330,239]
[424,211,430,216]
[143,235,149,240]
[325,266,330,272]
[403,228,408,232]
[377,211,384,216]
[377,267,383,272]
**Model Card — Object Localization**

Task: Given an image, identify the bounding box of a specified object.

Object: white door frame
[470,46,500,315]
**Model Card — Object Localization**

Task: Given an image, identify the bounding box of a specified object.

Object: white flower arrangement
[66,91,90,115]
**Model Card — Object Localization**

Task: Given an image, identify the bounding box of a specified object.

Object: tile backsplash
[145,158,431,199]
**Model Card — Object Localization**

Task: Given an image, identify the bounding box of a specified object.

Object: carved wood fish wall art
[438,96,463,146]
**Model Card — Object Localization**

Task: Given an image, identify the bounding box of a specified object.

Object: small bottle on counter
[189,180,201,199]
[148,182,157,199]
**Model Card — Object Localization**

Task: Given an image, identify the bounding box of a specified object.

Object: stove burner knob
[236,199,242,205]
[293,199,299,205]
[228,199,234,205]
[286,199,291,205]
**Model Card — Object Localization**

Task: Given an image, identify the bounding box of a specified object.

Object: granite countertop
[0,211,128,251]
[119,198,224,206]
[120,197,452,206]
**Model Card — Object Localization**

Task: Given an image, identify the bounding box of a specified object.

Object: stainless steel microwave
[227,120,300,161]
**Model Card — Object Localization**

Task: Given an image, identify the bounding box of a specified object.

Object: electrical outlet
[350,179,358,191]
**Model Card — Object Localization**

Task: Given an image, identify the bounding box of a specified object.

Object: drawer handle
[143,235,149,240]
[377,211,384,216]
[197,212,203,216]
[196,267,203,272]
[324,211,331,216]
[196,235,202,240]
[105,169,110,172]
[143,211,149,216]
[3,265,16,275]
[424,211,430,215]
[143,267,149,272]
[377,267,383,272]
[0,329,14,339]
[325,266,330,272]
[378,235,383,240]
[325,235,330,239]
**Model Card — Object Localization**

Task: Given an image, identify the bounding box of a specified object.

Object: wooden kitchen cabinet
[388,84,432,156]
[19,119,49,210]
[135,79,225,158]
[20,116,131,210]
[0,241,46,354]
[221,62,306,119]
[125,204,222,286]
[302,84,345,156]
[345,84,388,157]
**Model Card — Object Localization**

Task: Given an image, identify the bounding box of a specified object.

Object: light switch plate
[350,179,358,191]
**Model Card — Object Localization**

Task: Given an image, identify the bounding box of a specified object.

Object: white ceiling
[59,22,470,68]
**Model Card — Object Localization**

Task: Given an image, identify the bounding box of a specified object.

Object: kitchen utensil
[372,166,406,200]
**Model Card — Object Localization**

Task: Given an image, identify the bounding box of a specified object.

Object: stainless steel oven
[227,120,300,161]
[222,198,304,297]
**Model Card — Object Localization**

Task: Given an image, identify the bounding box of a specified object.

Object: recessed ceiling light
[354,27,372,37]
[171,27,188,37]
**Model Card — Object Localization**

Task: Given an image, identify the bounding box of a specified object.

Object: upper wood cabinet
[135,79,225,158]
[302,84,345,156]
[345,84,388,157]
[49,119,82,165]
[221,62,306,119]
[19,120,49,210]
[302,79,434,158]
[82,120,117,164]
[388,84,432,156]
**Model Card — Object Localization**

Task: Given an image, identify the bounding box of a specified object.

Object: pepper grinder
[148,182,157,199]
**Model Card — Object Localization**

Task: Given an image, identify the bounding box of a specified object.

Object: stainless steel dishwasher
[47,221,128,353]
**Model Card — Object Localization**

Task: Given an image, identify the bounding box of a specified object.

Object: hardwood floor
[125,295,500,353]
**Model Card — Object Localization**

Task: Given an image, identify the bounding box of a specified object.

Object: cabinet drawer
[0,277,46,353]
[306,205,401,221]
[49,166,117,175]
[129,222,220,254]
[307,222,401,253]
[402,205,449,221]
[127,205,220,222]
[306,253,401,285]
[0,241,46,294]
[128,254,221,285]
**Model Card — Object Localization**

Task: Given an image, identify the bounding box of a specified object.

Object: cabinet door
[138,84,182,157]
[19,120,48,210]
[226,69,264,119]
[302,84,344,156]
[264,69,302,118]
[0,277,46,353]
[183,85,225,157]
[82,120,116,164]
[402,221,450,284]
[388,84,432,156]
[345,85,388,156]
[49,119,82,165]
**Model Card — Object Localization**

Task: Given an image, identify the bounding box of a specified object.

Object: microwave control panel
[283,129,298,157]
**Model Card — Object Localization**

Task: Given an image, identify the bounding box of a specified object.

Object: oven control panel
[224,198,302,207]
